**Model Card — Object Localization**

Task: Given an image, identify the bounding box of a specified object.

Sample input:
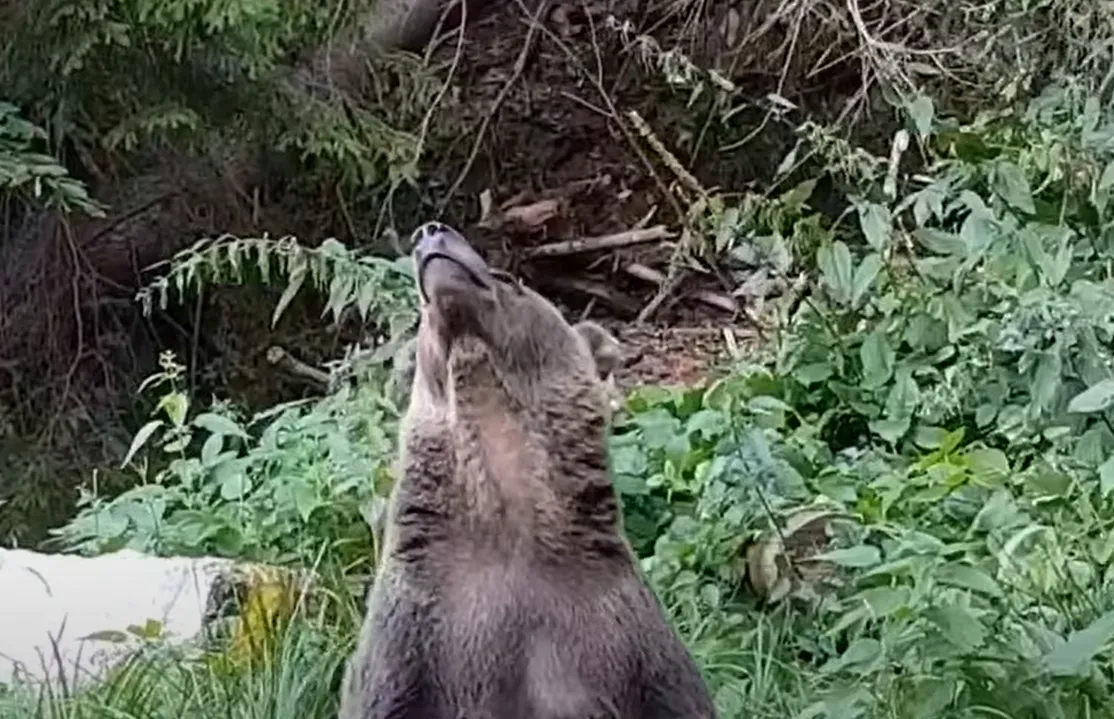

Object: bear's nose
[411,222,493,300]
[411,221,452,246]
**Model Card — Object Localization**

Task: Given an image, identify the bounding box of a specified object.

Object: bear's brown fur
[339,222,717,719]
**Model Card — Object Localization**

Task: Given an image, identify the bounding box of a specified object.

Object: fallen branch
[524,226,674,259]
[266,346,329,387]
[624,263,740,314]
[634,267,684,324]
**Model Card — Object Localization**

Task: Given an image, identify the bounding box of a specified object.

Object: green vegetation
[4,0,1114,717]
[4,80,1113,717]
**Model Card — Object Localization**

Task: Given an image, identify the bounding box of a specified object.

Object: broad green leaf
[913,425,949,449]
[1041,609,1114,677]
[857,586,911,617]
[966,447,1010,478]
[857,202,892,252]
[936,562,1004,598]
[939,427,965,454]
[1099,455,1114,499]
[870,417,910,444]
[1099,160,1114,192]
[291,481,319,523]
[994,161,1035,214]
[817,241,854,304]
[1047,239,1073,287]
[926,605,986,652]
[959,211,997,255]
[909,678,956,719]
[851,253,883,308]
[885,367,920,420]
[1031,351,1062,413]
[193,412,249,439]
[974,403,997,428]
[200,433,224,466]
[120,420,163,467]
[859,331,894,389]
[1067,380,1114,414]
[827,637,881,674]
[793,362,833,385]
[908,94,934,136]
[912,228,965,256]
[911,183,946,227]
[815,545,881,568]
[219,471,252,501]
[157,391,189,427]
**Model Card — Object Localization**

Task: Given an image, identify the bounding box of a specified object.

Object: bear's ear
[573,321,623,379]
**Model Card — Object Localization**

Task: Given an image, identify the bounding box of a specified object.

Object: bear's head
[404,222,620,420]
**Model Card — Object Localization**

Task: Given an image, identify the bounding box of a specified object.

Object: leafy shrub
[0,102,101,215]
[52,350,400,574]
[52,233,419,574]
[603,79,1114,717]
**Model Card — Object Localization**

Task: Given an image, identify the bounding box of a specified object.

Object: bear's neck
[443,372,628,562]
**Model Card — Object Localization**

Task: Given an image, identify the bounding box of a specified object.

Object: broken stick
[266,346,329,387]
[524,226,675,259]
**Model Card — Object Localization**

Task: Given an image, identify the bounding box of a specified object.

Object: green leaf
[200,433,224,466]
[815,545,881,568]
[857,202,892,252]
[857,586,911,617]
[909,678,956,719]
[926,605,986,652]
[193,412,249,439]
[1099,455,1114,499]
[870,417,910,444]
[908,95,934,136]
[859,331,895,389]
[817,241,854,304]
[793,362,833,385]
[1041,609,1114,677]
[913,228,965,256]
[272,257,307,327]
[157,391,189,427]
[291,481,319,523]
[219,471,252,501]
[121,420,164,468]
[1067,380,1114,414]
[975,404,998,428]
[851,253,883,308]
[1047,238,1073,287]
[1099,160,1114,192]
[827,637,881,674]
[1031,351,1062,414]
[936,562,1004,598]
[885,367,920,420]
[994,161,1035,214]
[966,447,1010,479]
[80,630,130,643]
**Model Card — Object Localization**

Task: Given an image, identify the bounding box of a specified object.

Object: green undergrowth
[5,79,1114,718]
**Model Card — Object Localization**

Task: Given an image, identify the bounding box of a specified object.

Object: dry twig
[623,263,739,314]
[524,226,675,258]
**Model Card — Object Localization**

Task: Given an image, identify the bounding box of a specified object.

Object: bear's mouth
[411,222,493,304]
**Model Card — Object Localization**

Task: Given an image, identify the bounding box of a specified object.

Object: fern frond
[136,233,418,332]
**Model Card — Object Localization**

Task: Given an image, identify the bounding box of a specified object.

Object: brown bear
[339,222,717,719]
